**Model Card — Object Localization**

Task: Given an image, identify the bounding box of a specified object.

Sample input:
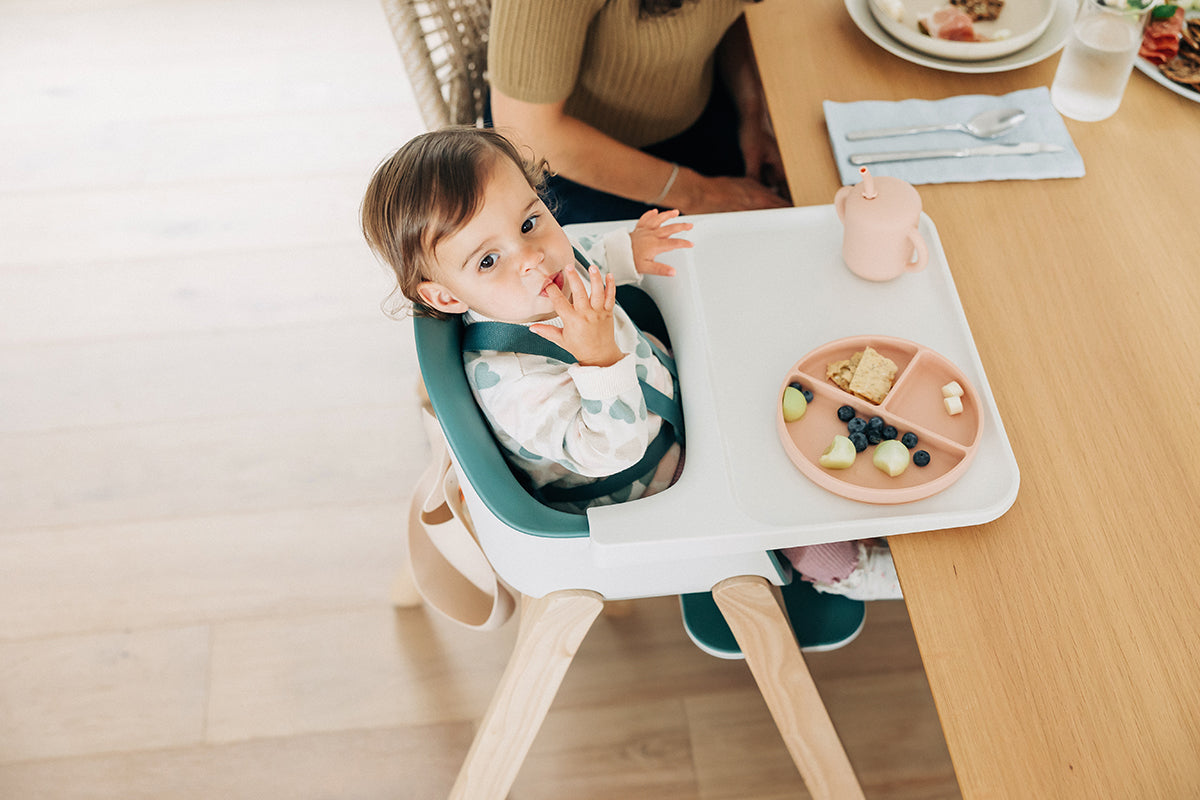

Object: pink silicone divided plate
[777,335,983,504]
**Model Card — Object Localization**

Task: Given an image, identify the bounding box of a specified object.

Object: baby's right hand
[630,208,693,277]
[530,265,624,368]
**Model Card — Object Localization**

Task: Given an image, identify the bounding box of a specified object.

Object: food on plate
[873,439,911,476]
[782,386,808,422]
[826,351,862,391]
[944,395,964,415]
[951,0,1005,22]
[848,347,899,404]
[1157,15,1200,96]
[849,431,869,452]
[827,347,897,404]
[789,381,814,402]
[1140,5,1187,64]
[819,435,858,469]
[919,5,979,40]
[942,380,964,398]
[918,1,1012,42]
[837,404,857,422]
[913,450,932,467]
[866,414,887,445]
[901,431,919,449]
[876,0,904,22]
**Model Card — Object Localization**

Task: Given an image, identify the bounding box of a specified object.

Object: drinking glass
[1050,0,1154,122]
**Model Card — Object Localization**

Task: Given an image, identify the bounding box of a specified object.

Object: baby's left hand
[630,208,693,277]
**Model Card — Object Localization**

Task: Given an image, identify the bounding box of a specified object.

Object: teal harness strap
[462,314,684,506]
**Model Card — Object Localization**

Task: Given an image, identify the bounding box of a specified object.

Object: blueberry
[882,425,898,440]
[867,430,883,445]
[788,381,803,391]
[847,417,867,435]
[849,431,869,452]
[901,432,919,449]
[802,389,813,402]
[837,405,856,422]
[867,415,884,433]
[913,450,931,467]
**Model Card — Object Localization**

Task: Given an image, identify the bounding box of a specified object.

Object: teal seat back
[412,285,669,539]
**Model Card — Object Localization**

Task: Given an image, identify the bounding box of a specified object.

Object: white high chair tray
[565,206,1019,568]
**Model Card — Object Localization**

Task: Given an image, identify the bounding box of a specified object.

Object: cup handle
[834,186,849,221]
[906,229,928,272]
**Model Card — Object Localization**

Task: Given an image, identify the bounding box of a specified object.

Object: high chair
[408,282,869,800]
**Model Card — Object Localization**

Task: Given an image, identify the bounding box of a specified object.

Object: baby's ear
[416,281,468,314]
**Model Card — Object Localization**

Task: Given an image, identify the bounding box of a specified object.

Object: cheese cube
[944,395,964,415]
[941,381,964,398]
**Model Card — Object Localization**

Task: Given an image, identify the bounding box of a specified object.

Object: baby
[362,126,900,601]
[362,127,691,513]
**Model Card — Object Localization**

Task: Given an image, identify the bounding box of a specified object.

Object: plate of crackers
[776,335,984,504]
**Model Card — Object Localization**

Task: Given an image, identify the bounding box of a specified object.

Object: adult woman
[487,0,790,224]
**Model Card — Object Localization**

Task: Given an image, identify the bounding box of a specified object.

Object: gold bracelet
[649,162,679,206]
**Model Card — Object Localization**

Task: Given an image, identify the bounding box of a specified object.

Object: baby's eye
[478,252,497,271]
[521,215,538,234]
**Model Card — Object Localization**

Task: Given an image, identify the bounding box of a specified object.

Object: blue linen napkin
[824,87,1085,186]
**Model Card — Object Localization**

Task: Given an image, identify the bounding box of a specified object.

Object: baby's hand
[630,208,693,277]
[530,265,624,368]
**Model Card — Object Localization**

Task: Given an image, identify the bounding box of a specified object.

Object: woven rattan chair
[380,0,491,128]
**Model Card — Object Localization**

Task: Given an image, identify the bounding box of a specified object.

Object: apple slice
[782,386,807,422]
[819,435,856,469]
[872,439,910,477]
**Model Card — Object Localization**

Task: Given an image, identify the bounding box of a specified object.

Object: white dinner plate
[845,0,1074,73]
[868,0,1056,61]
[1134,11,1200,105]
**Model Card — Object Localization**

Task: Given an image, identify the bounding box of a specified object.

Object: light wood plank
[0,405,425,531]
[514,698,699,800]
[0,245,393,344]
[0,724,474,800]
[0,627,209,762]
[0,175,381,267]
[0,319,414,433]
[0,504,407,641]
[205,607,517,742]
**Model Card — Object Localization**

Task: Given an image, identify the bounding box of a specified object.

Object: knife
[849,142,1064,165]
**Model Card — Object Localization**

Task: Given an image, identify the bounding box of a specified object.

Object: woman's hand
[739,112,790,201]
[630,208,693,277]
[669,168,789,215]
[530,265,624,368]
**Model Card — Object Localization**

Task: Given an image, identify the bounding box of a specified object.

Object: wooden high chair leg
[449,589,604,800]
[712,575,866,800]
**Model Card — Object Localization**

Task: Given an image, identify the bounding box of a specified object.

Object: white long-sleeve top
[462,229,682,514]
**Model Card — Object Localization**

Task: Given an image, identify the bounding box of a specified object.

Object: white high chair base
[713,576,867,800]
[448,589,604,800]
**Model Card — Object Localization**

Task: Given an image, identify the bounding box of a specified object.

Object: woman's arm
[491,88,787,215]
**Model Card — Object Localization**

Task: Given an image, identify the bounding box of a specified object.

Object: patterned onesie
[462,229,682,514]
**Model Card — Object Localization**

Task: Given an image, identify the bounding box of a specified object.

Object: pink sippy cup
[834,167,928,282]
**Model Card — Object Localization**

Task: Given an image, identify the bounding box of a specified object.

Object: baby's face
[422,157,574,324]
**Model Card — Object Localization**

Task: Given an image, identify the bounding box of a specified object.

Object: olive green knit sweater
[487,0,751,147]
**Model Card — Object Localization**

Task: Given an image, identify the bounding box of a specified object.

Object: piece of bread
[847,346,898,404]
[826,351,862,391]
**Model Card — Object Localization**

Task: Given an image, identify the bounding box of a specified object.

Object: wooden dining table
[745,1,1200,797]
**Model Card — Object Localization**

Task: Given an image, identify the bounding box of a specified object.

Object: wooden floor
[0,1,962,797]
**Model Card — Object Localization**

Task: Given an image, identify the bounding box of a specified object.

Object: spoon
[845,108,1027,141]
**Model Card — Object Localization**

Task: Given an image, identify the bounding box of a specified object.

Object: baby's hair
[361,126,547,320]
